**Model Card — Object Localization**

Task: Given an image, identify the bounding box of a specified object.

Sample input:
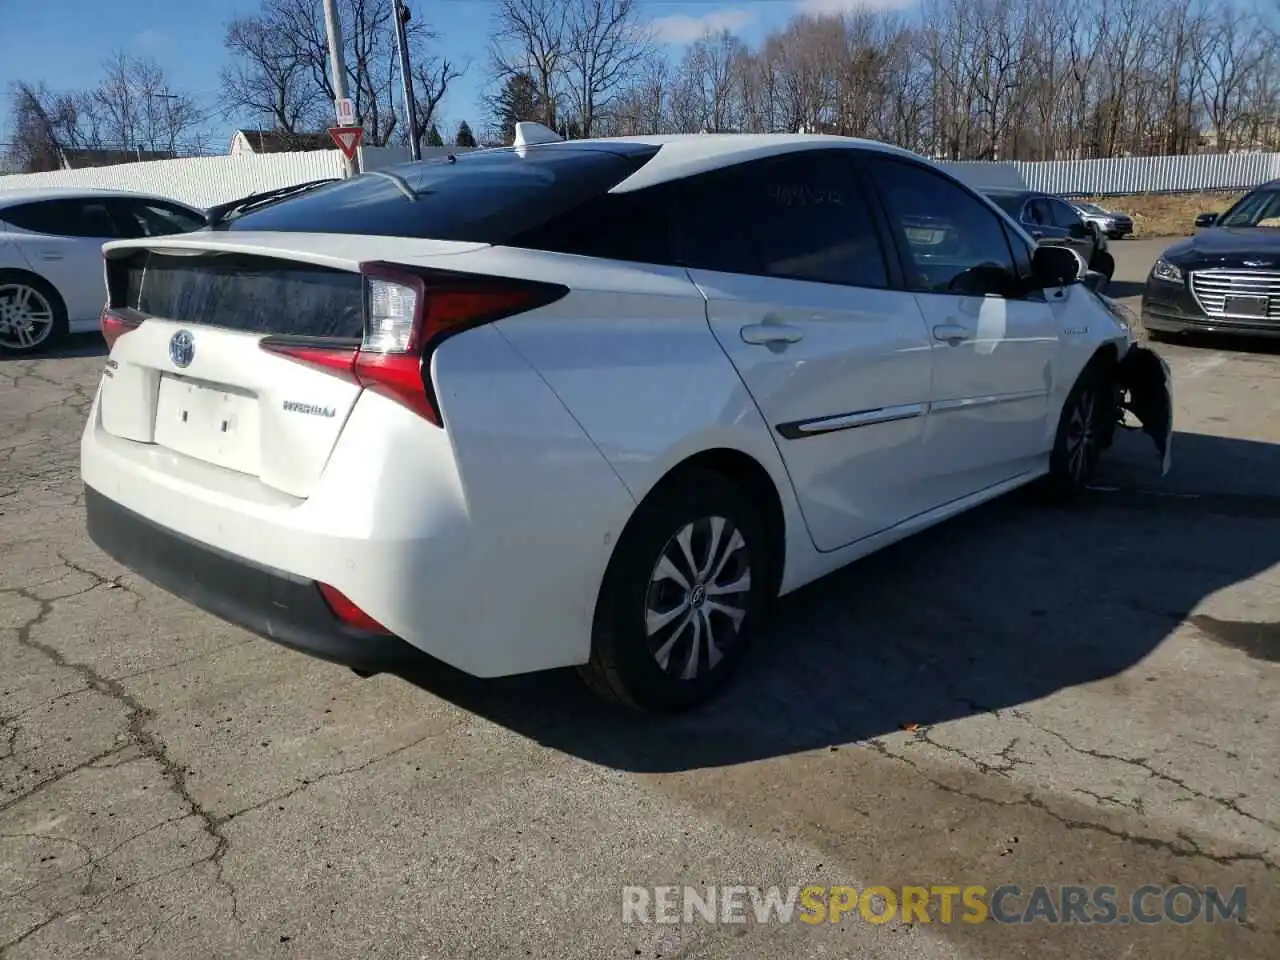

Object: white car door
[4,198,120,325]
[679,149,936,552]
[861,154,1060,503]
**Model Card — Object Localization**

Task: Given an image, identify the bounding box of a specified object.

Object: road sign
[329,125,364,161]
[335,97,355,126]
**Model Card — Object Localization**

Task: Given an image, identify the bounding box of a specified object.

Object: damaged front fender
[1113,341,1173,476]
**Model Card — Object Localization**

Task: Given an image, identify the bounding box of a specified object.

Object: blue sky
[0,0,871,148]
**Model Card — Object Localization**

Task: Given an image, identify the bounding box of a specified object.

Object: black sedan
[1142,181,1280,340]
[983,189,1115,282]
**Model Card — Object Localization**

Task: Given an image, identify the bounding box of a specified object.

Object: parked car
[0,188,207,354]
[1143,180,1280,341]
[1072,201,1134,239]
[82,129,1172,712]
[983,189,1115,284]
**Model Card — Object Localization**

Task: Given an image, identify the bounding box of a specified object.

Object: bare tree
[562,0,650,136]
[221,12,325,133]
[490,0,567,129]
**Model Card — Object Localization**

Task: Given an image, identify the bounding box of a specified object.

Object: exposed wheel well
[650,448,787,596]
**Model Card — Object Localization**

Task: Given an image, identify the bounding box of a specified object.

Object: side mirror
[1031,244,1087,288]
[1194,212,1217,228]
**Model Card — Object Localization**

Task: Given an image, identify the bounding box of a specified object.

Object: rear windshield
[986,193,1025,218]
[225,143,660,242]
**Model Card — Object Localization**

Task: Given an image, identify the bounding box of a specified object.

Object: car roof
[0,187,199,210]
[426,133,926,195]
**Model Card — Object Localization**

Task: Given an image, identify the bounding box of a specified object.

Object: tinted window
[111,199,206,238]
[1050,199,1083,229]
[676,150,890,288]
[120,251,364,338]
[1025,198,1053,225]
[1219,189,1280,228]
[226,143,659,242]
[987,193,1025,219]
[0,198,120,238]
[867,157,1017,297]
[511,184,676,264]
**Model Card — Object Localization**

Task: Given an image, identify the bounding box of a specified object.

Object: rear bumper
[84,486,420,672]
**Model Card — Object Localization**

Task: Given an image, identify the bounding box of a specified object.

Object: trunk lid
[99,233,482,499]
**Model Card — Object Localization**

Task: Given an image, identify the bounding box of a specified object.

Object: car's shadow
[382,428,1280,773]
[0,333,107,361]
[1105,279,1146,300]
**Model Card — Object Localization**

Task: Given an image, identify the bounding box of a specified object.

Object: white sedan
[80,129,1172,712]
[0,188,206,354]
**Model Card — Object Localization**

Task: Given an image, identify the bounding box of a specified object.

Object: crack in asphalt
[0,576,241,952]
[862,737,1279,873]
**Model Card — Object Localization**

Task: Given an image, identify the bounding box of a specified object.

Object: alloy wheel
[0,284,56,351]
[644,515,753,680]
[1066,387,1098,484]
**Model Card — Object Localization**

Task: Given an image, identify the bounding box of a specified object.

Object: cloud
[796,0,916,13]
[648,9,756,45]
[134,29,166,48]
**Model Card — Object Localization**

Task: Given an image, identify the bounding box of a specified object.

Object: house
[229,129,337,156]
[59,148,176,169]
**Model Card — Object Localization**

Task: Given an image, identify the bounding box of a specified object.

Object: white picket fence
[0,144,1275,207]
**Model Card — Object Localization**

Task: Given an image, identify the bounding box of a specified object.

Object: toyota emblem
[169,330,195,368]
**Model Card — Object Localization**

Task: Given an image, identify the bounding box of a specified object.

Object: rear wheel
[580,469,773,712]
[1089,248,1115,282]
[0,273,67,355]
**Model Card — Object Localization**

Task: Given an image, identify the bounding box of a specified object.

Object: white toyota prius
[81,128,1172,712]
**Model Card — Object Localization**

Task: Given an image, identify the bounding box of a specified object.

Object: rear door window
[674,150,891,288]
[0,198,121,238]
[225,143,659,242]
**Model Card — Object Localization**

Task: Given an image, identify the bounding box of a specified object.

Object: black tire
[1089,248,1115,282]
[0,271,68,356]
[580,468,774,713]
[1041,358,1116,498]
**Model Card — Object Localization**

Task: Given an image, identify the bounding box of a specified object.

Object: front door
[863,155,1060,502]
[677,149,935,551]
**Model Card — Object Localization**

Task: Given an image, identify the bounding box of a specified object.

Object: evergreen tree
[489,73,540,144]
[455,120,477,148]
[425,123,444,147]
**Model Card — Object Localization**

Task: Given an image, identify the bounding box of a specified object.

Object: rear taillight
[260,264,566,427]
[101,307,142,350]
[317,583,391,634]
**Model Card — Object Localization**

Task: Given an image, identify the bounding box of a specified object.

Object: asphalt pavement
[1,242,1277,959]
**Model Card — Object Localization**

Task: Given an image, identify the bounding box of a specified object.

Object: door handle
[1030,230,1044,239]
[932,323,971,345]
[38,252,64,261]
[741,322,803,345]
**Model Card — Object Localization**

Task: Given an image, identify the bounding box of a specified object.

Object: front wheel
[1042,361,1116,498]
[580,469,774,713]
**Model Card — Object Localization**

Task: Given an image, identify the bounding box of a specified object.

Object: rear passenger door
[0,198,121,324]
[1047,197,1095,262]
[678,149,937,551]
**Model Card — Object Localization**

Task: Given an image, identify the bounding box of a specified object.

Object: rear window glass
[120,251,365,339]
[225,143,659,242]
[986,193,1025,218]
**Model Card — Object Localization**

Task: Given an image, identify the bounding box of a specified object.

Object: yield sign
[329,125,364,161]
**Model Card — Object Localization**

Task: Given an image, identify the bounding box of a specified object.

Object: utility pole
[321,0,358,177]
[393,0,421,160]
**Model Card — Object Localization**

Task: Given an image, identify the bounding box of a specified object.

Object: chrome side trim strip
[776,391,1047,440]
[929,390,1045,413]
[776,402,927,440]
